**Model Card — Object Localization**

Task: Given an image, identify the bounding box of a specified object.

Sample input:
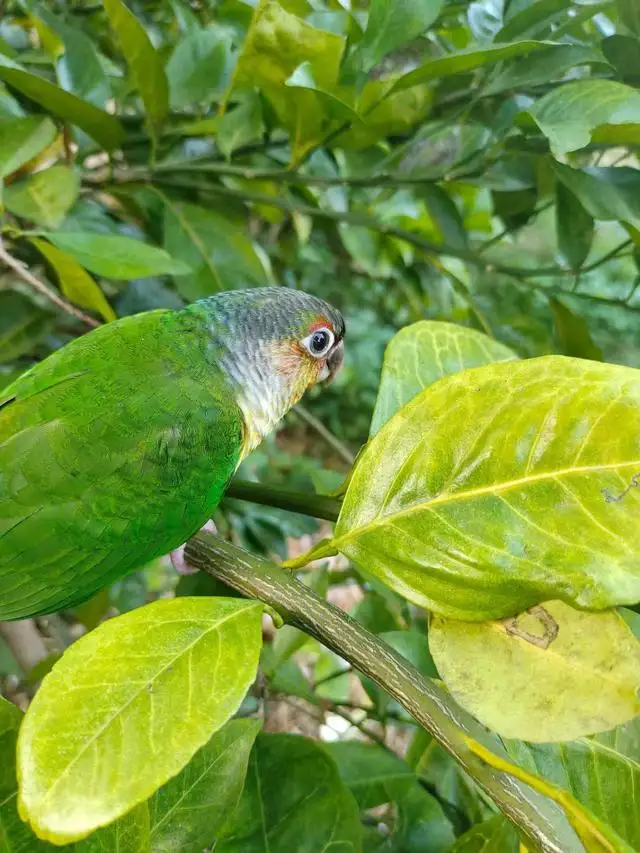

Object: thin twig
[293,404,355,466]
[0,239,100,329]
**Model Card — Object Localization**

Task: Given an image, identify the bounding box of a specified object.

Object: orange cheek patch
[267,341,321,386]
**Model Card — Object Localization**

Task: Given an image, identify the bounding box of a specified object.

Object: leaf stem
[185,533,580,853]
[225,479,342,523]
[292,404,355,465]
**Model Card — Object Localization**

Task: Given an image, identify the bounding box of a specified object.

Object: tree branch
[0,239,100,329]
[185,533,581,853]
[225,479,341,522]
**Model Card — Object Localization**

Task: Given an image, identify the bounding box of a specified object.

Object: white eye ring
[301,327,335,359]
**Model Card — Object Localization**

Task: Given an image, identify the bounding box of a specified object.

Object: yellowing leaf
[102,0,168,124]
[333,356,640,620]
[30,238,116,322]
[430,600,640,741]
[4,165,79,228]
[18,597,264,844]
[370,321,517,436]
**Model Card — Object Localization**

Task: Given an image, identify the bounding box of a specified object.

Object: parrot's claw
[169,519,217,575]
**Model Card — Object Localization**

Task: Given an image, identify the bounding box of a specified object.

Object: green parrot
[0,288,345,620]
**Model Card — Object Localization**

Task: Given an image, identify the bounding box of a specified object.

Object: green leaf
[102,0,169,124]
[334,356,640,621]
[17,597,264,844]
[549,298,603,362]
[32,6,110,107]
[162,197,267,298]
[4,165,79,228]
[370,321,517,436]
[215,95,264,159]
[0,291,52,364]
[601,34,640,84]
[30,237,116,322]
[485,43,605,95]
[430,600,640,741]
[285,61,361,123]
[216,733,363,852]
[393,781,456,853]
[224,1,345,159]
[423,184,468,250]
[0,116,57,178]
[322,741,415,808]
[619,0,640,37]
[166,28,232,108]
[345,0,445,77]
[506,718,640,849]
[555,181,594,271]
[391,40,554,94]
[0,696,53,852]
[448,814,519,852]
[40,232,191,279]
[0,55,123,150]
[72,805,150,853]
[497,0,573,41]
[553,162,640,224]
[526,79,640,157]
[149,719,260,853]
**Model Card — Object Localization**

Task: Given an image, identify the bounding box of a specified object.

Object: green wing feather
[0,309,244,620]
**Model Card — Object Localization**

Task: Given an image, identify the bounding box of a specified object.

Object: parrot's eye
[302,327,335,358]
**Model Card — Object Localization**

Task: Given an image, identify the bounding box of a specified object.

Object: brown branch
[0,238,100,329]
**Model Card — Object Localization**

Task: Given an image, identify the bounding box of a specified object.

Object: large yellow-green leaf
[41,232,191,279]
[18,597,264,844]
[0,55,123,150]
[4,166,79,228]
[216,733,362,852]
[507,717,640,850]
[148,719,260,853]
[430,600,640,741]
[333,356,640,620]
[526,79,640,157]
[102,0,168,124]
[30,238,116,322]
[224,1,345,159]
[0,116,57,179]
[370,321,517,436]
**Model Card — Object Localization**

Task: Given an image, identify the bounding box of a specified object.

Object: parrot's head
[194,288,345,454]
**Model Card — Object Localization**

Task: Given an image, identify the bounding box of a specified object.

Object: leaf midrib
[37,606,258,806]
[335,458,640,547]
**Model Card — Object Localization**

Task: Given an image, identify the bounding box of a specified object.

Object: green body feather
[0,308,243,619]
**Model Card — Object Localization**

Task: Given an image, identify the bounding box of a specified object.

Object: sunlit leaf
[526,79,640,156]
[370,321,517,436]
[334,356,640,620]
[0,116,57,179]
[431,600,640,741]
[103,0,168,124]
[30,237,116,322]
[149,719,260,853]
[0,55,123,150]
[41,232,191,279]
[216,733,362,852]
[4,166,79,228]
[18,597,264,843]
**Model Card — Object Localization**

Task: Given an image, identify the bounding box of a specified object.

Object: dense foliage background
[1,0,640,851]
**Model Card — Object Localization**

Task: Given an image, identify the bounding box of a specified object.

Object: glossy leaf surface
[370,321,517,436]
[430,600,640,741]
[335,356,640,620]
[18,597,264,843]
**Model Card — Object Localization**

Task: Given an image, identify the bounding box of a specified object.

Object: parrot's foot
[170,520,217,575]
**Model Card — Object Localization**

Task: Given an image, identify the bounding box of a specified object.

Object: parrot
[0,287,345,621]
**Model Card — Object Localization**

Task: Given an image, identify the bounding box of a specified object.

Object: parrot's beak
[324,340,344,383]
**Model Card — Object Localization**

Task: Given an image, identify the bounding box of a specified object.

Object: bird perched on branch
[0,288,344,620]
